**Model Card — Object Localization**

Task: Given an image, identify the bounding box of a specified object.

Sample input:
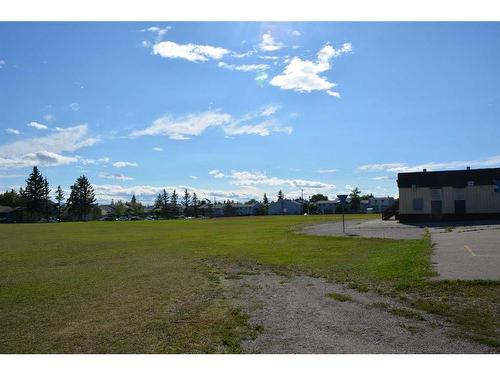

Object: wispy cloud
[226,170,335,190]
[152,41,230,63]
[209,169,225,179]
[98,172,135,181]
[112,161,138,168]
[270,42,352,97]
[27,121,48,130]
[0,124,99,169]
[0,60,5,68]
[358,155,500,173]
[141,25,171,42]
[316,168,337,173]
[69,102,80,111]
[217,62,268,72]
[152,147,164,152]
[5,128,20,135]
[129,106,292,140]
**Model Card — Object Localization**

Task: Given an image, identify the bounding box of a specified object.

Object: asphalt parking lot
[301,219,500,281]
[429,223,500,280]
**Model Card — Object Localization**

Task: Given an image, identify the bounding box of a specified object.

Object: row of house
[314,197,395,215]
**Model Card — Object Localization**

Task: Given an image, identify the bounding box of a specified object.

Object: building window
[431,189,442,200]
[494,180,500,193]
[467,181,474,187]
[453,188,465,200]
[412,198,424,211]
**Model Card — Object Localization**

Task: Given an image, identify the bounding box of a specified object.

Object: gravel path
[221,266,491,353]
[300,219,426,240]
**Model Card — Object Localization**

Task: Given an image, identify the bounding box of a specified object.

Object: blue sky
[1,22,500,203]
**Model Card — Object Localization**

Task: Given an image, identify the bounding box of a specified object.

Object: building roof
[397,168,500,188]
[0,205,21,213]
[315,200,338,204]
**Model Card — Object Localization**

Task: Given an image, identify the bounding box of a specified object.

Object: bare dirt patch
[220,264,492,353]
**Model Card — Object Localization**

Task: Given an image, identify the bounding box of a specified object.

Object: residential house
[268,199,304,215]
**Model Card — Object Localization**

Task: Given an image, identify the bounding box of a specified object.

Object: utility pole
[337,194,348,234]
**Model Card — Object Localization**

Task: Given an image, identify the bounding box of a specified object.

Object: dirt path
[220,265,492,353]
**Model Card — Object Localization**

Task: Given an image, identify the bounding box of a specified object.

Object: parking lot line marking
[464,245,476,256]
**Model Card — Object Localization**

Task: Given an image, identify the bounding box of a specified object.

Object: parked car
[99,216,115,221]
[48,217,60,223]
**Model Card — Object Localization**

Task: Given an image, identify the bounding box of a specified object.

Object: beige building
[397,167,500,222]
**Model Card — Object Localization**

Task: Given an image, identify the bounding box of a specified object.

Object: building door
[454,200,466,214]
[431,200,442,215]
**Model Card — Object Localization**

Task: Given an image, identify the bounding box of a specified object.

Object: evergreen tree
[263,193,269,205]
[129,194,144,216]
[55,185,65,220]
[42,177,50,220]
[192,192,199,217]
[170,189,178,217]
[67,175,96,221]
[349,187,361,212]
[161,189,170,218]
[23,166,46,221]
[182,189,191,216]
[277,190,284,201]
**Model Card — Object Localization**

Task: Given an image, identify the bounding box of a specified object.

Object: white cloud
[223,119,292,137]
[209,169,225,179]
[98,172,135,181]
[217,61,268,72]
[80,157,110,165]
[27,121,48,130]
[0,60,5,68]
[141,40,152,48]
[91,183,263,204]
[261,105,279,116]
[152,147,164,152]
[259,55,280,60]
[232,50,255,58]
[358,155,500,173]
[130,106,292,140]
[69,102,80,111]
[372,176,390,180]
[316,168,337,173]
[270,42,352,97]
[152,41,230,63]
[130,111,231,140]
[259,32,283,52]
[226,170,335,190]
[142,26,171,42]
[0,124,99,169]
[189,175,198,180]
[289,30,301,36]
[112,161,138,168]
[6,128,20,135]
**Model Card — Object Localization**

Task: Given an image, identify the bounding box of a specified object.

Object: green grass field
[0,215,498,353]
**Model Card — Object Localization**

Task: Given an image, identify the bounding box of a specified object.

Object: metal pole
[342,203,345,233]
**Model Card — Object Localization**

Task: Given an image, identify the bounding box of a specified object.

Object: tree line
[0,166,96,222]
[0,166,376,222]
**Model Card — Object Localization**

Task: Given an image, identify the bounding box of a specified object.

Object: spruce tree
[67,175,96,221]
[23,166,46,221]
[161,189,170,218]
[170,189,178,217]
[263,193,269,205]
[42,177,50,220]
[192,192,198,218]
[182,189,191,216]
[277,190,284,201]
[55,185,65,220]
